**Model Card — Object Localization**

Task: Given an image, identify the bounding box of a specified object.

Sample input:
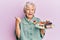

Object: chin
[28,16,33,19]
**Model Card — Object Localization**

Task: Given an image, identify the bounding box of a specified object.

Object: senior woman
[15,2,45,40]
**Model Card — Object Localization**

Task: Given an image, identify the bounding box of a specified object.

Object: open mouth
[28,14,32,15]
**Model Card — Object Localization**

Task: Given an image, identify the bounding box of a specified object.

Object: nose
[29,10,32,13]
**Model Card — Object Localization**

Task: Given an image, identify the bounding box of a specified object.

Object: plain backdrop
[0,0,60,40]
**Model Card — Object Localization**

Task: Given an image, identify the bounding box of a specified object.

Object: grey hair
[24,2,36,13]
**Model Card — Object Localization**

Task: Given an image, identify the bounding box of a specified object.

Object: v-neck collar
[24,16,35,24]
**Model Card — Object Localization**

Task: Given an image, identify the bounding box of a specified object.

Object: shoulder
[20,17,27,24]
[34,17,40,21]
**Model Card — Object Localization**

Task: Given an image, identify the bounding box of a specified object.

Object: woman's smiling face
[24,3,35,19]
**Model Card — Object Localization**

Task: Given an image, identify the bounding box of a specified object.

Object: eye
[32,9,34,11]
[26,9,29,10]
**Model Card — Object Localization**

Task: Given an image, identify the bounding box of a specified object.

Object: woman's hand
[15,17,21,24]
[40,29,45,37]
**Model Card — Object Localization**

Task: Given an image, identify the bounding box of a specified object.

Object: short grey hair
[24,2,36,13]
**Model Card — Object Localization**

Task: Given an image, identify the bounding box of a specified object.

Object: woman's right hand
[15,17,21,24]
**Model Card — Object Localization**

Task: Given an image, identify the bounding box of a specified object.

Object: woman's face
[25,5,35,19]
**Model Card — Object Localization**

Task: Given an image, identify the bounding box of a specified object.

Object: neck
[25,15,34,21]
[26,16,33,21]
[27,18,32,21]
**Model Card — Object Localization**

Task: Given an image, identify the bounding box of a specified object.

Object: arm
[15,17,21,38]
[33,18,45,38]
[35,23,45,38]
